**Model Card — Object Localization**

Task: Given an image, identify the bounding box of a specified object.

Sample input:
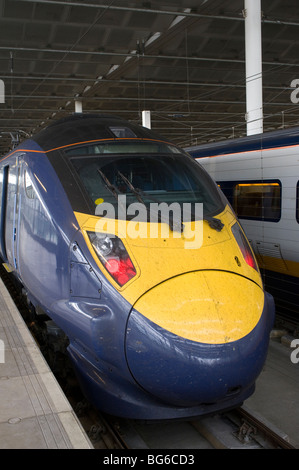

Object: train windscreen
[66,141,225,220]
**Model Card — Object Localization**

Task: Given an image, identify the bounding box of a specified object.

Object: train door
[13,158,22,270]
[0,165,9,261]
[3,155,23,272]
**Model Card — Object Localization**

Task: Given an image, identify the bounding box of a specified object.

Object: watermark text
[290,79,299,103]
[0,79,4,103]
[95,195,203,249]
[0,339,4,363]
[290,338,299,364]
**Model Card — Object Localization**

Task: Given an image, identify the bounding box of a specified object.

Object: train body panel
[186,126,299,323]
[131,270,264,344]
[126,292,274,409]
[74,206,263,309]
[0,114,275,419]
[18,152,76,306]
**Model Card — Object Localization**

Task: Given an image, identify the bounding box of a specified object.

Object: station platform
[0,278,93,449]
[246,333,299,448]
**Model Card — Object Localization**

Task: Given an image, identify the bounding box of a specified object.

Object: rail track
[190,407,296,449]
[72,399,296,449]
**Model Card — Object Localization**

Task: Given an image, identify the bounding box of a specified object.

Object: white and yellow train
[186,126,299,326]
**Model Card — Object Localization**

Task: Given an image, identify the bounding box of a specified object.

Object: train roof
[185,126,299,157]
[32,113,171,152]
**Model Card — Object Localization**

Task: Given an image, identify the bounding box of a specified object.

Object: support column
[244,0,263,135]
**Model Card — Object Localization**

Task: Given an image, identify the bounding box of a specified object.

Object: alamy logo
[290,339,299,364]
[290,79,299,104]
[95,195,204,249]
[0,79,4,103]
[0,339,4,363]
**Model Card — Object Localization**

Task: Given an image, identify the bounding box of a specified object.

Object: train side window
[296,181,299,223]
[231,180,281,221]
[24,170,35,199]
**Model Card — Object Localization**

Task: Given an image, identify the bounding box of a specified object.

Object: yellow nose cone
[133,270,264,344]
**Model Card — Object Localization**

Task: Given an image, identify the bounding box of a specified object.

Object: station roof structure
[0,0,298,153]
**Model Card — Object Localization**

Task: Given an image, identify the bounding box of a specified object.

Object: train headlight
[87,232,136,286]
[231,222,258,271]
[92,234,113,256]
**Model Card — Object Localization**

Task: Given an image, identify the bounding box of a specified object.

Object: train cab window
[24,170,35,199]
[233,180,281,221]
[66,141,181,156]
[67,142,225,219]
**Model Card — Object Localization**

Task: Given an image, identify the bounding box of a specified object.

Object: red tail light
[105,257,136,286]
[231,223,258,271]
[87,232,136,286]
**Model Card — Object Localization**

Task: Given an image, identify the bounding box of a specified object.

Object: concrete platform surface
[0,278,93,449]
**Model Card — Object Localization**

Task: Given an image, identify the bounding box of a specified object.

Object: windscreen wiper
[184,205,224,232]
[117,171,145,205]
[98,169,119,202]
[117,171,184,233]
[204,215,224,232]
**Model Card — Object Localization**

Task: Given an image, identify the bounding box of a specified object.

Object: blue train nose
[125,272,274,407]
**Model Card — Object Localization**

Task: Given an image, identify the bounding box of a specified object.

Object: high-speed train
[186,126,299,326]
[0,113,274,420]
